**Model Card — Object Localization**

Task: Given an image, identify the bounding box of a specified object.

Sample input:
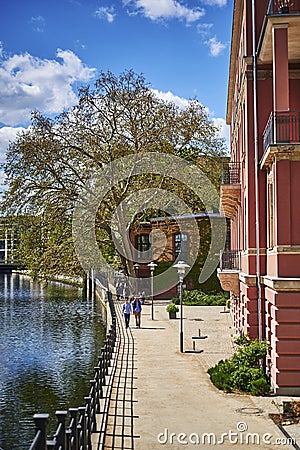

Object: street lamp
[173,260,190,353]
[134,263,139,294]
[147,261,157,320]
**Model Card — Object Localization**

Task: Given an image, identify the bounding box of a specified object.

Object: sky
[0,0,233,183]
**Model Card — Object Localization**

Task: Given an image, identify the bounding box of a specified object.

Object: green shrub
[171,289,229,306]
[207,338,270,396]
[166,303,179,313]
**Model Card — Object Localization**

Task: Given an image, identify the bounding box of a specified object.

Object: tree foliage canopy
[2,69,227,277]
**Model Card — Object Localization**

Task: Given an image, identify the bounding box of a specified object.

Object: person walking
[132,295,142,328]
[122,297,132,329]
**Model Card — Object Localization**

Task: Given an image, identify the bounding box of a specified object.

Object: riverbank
[13,269,84,287]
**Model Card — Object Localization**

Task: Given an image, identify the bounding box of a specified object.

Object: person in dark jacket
[132,295,142,328]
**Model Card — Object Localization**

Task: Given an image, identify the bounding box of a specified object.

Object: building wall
[223,0,300,394]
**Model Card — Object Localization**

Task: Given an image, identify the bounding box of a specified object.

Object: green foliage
[166,303,179,313]
[207,338,270,396]
[171,289,229,306]
[2,69,227,278]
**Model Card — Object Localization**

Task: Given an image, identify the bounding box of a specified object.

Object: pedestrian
[132,295,142,328]
[122,297,132,329]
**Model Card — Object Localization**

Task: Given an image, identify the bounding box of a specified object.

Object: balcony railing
[267,0,300,14]
[222,162,240,184]
[263,111,300,152]
[220,250,241,271]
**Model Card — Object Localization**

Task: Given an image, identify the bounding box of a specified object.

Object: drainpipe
[252,0,262,341]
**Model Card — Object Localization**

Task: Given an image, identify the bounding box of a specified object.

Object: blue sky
[0,0,233,176]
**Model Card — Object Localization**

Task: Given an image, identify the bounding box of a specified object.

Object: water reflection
[0,273,105,450]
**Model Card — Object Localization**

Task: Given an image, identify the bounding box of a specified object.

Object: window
[136,234,151,259]
[174,233,188,259]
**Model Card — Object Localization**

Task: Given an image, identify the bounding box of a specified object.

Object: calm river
[0,272,106,450]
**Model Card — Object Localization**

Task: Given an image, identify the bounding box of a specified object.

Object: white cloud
[0,126,28,190]
[0,42,3,58]
[196,23,213,36]
[0,49,96,126]
[213,117,229,144]
[0,126,26,163]
[207,37,226,57]
[95,6,116,23]
[29,15,46,32]
[123,0,205,23]
[152,89,189,109]
[201,0,227,6]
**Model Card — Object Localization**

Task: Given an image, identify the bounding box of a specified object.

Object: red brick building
[218,0,300,395]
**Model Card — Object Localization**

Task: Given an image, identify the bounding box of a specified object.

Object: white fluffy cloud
[152,89,189,109]
[123,0,204,23]
[207,37,226,56]
[0,126,26,163]
[202,0,227,6]
[0,49,96,126]
[213,117,229,144]
[95,6,116,23]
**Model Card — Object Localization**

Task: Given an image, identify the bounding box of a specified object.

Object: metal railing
[263,111,300,152]
[267,0,300,14]
[29,284,118,450]
[222,162,240,184]
[220,250,241,271]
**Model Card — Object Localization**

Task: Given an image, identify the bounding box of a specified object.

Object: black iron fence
[29,284,118,450]
[220,250,241,271]
[222,162,240,184]
[263,111,300,152]
[267,0,300,14]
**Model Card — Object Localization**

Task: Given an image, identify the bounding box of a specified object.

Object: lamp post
[173,261,190,353]
[134,263,139,294]
[147,261,157,320]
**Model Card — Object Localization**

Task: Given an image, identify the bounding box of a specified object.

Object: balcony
[220,162,241,220]
[259,1,300,63]
[217,250,241,297]
[220,250,241,271]
[261,111,300,166]
[267,0,300,15]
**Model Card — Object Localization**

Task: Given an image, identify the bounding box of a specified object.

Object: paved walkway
[94,299,299,449]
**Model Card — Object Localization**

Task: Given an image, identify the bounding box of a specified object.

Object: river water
[0,273,106,450]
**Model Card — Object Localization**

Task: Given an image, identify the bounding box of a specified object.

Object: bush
[171,289,229,306]
[207,338,270,396]
[166,303,179,313]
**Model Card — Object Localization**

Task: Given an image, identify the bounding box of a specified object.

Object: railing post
[84,397,92,450]
[89,380,97,431]
[56,411,67,449]
[104,340,109,375]
[98,356,104,395]
[67,408,78,450]
[77,406,87,449]
[32,414,49,450]
[94,366,101,409]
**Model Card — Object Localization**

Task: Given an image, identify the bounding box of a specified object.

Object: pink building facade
[218,0,300,395]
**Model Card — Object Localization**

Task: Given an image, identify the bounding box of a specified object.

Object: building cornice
[263,276,300,291]
[227,0,243,125]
